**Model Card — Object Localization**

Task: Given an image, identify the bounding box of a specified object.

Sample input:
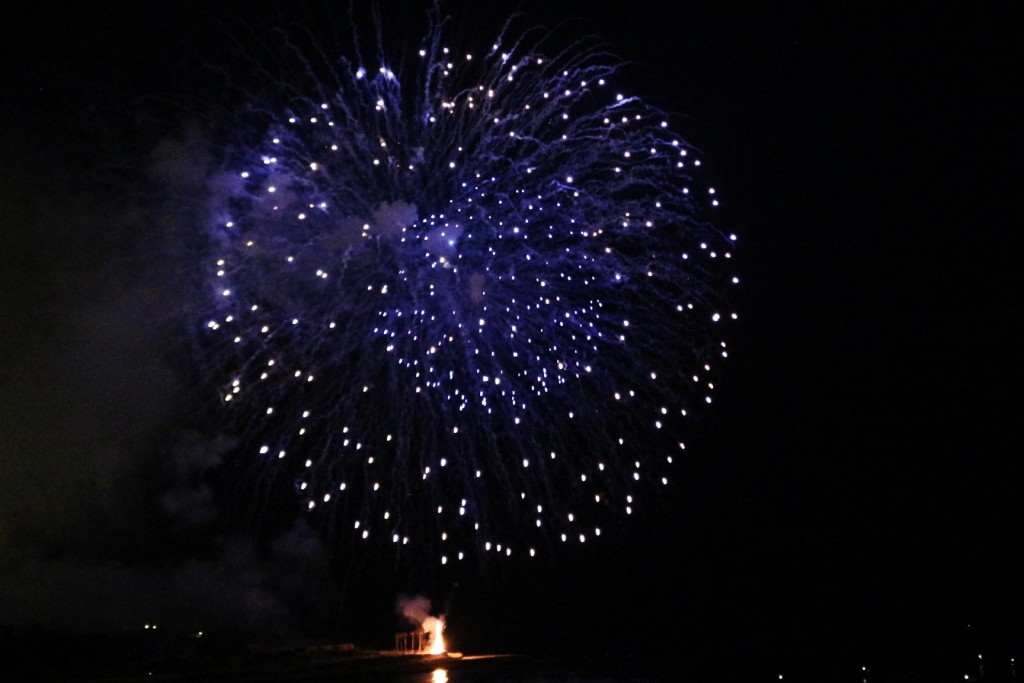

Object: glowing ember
[426,615,446,655]
[397,595,447,655]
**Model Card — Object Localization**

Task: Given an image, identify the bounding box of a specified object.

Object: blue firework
[202,11,737,565]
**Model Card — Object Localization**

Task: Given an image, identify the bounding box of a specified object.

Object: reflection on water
[315,658,657,683]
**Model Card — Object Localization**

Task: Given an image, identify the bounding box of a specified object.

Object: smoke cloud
[0,127,337,637]
[397,594,444,631]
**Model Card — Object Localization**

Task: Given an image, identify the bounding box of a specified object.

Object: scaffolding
[394,629,430,654]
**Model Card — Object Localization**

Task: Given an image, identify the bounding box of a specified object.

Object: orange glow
[431,668,449,683]
[428,616,446,654]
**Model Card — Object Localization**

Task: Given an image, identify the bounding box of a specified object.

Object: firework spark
[201,10,737,564]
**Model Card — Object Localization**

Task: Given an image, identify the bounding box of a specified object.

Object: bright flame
[427,616,446,654]
[431,668,449,683]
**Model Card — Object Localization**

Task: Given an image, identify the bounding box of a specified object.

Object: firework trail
[201,9,738,565]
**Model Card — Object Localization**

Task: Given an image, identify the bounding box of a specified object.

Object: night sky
[1,2,1020,681]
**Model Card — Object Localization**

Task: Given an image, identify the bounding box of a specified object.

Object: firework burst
[201,9,738,565]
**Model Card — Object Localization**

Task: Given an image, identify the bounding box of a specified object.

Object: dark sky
[1,2,1021,681]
